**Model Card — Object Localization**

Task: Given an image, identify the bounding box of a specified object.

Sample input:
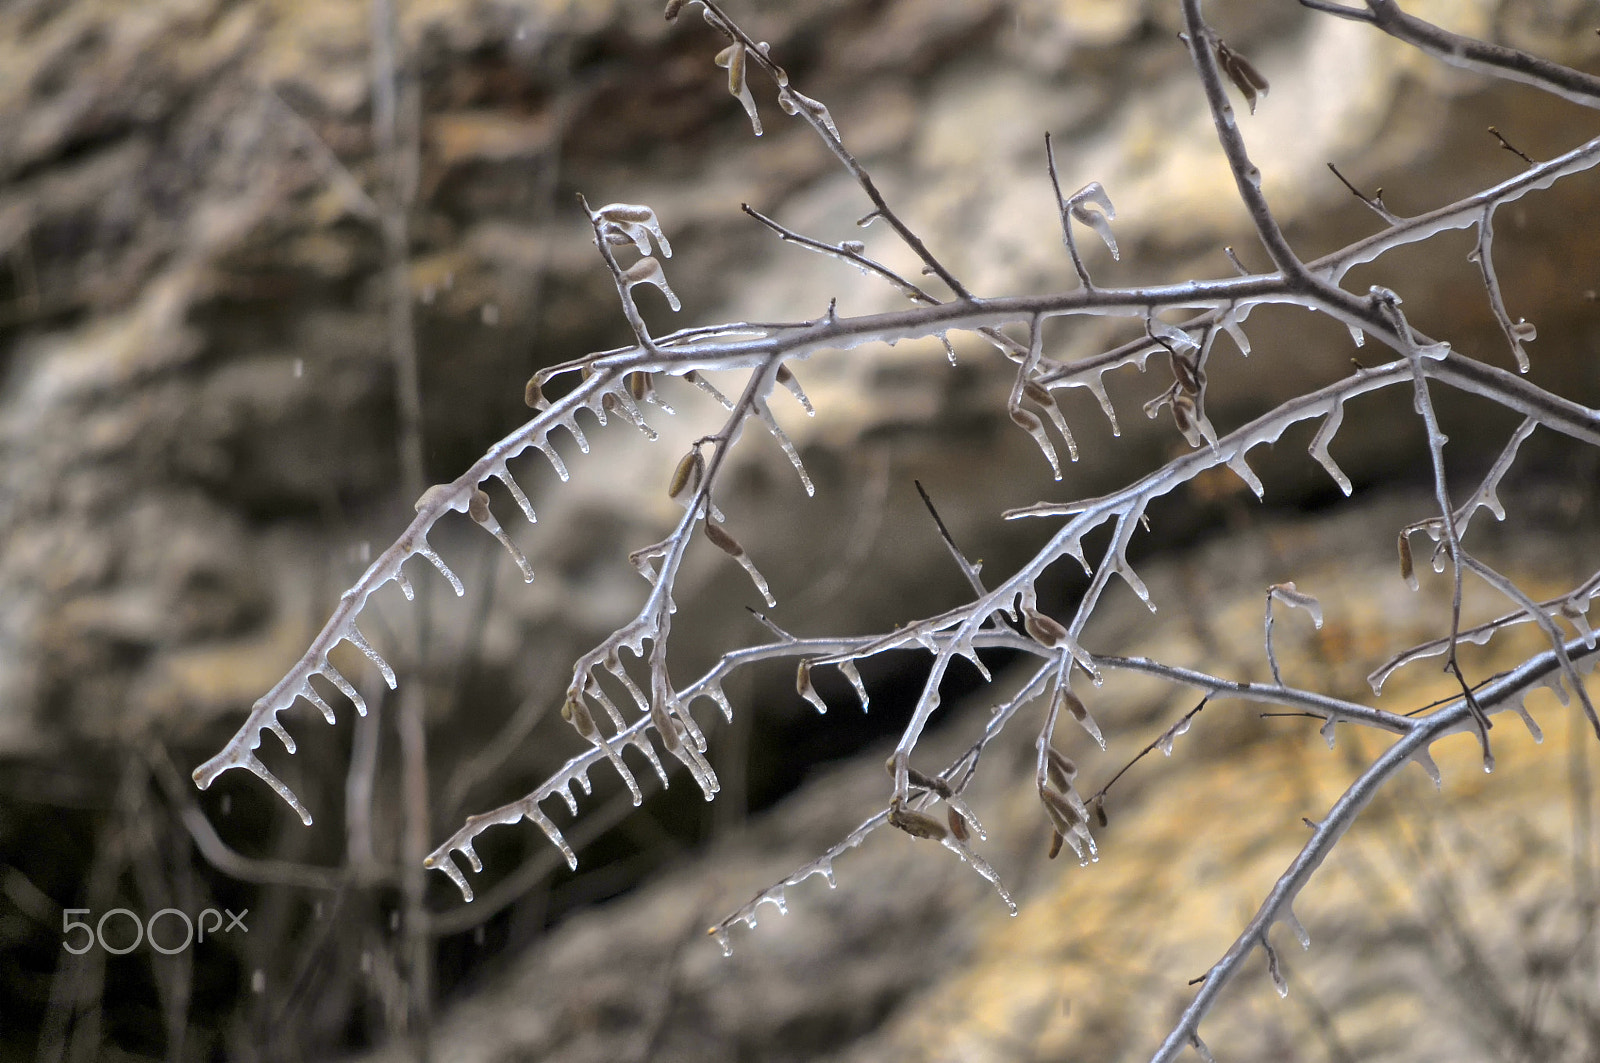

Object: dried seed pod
[664,0,686,19]
[468,489,492,524]
[947,807,969,842]
[1024,607,1068,648]
[524,375,545,410]
[1047,830,1065,860]
[888,803,948,841]
[628,371,650,401]
[705,520,743,557]
[560,696,598,740]
[668,447,705,500]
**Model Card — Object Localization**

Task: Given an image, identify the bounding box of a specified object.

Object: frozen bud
[839,240,865,255]
[705,520,743,557]
[907,767,953,799]
[1011,407,1044,434]
[650,699,681,752]
[1398,531,1417,589]
[1023,380,1055,407]
[1024,607,1068,647]
[1039,786,1083,835]
[796,660,827,714]
[1214,39,1269,115]
[889,802,948,841]
[524,376,546,410]
[668,447,705,500]
[560,697,598,740]
[1057,685,1089,722]
[1045,747,1077,791]
[628,371,650,401]
[1048,830,1065,860]
[414,484,452,513]
[468,489,492,524]
[947,807,969,842]
[664,0,686,19]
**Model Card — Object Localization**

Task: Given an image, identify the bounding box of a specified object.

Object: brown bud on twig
[907,767,953,799]
[1048,830,1065,860]
[1039,785,1083,835]
[705,520,743,557]
[1057,685,1089,723]
[1010,407,1045,434]
[668,448,704,500]
[1398,530,1417,589]
[628,371,650,401]
[468,489,492,524]
[947,807,969,842]
[1045,746,1077,791]
[560,696,599,741]
[524,376,545,410]
[1024,607,1068,648]
[889,802,949,841]
[1214,39,1269,115]
[664,0,686,20]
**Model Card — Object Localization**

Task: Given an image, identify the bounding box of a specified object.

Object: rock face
[1,0,1597,1059]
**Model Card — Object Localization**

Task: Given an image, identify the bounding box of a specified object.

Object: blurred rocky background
[0,0,1597,1059]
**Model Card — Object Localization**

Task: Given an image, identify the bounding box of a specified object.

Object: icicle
[1320,715,1336,749]
[1221,310,1252,356]
[1084,374,1121,436]
[494,467,537,524]
[1066,182,1119,259]
[1282,908,1311,949]
[591,202,672,259]
[1114,557,1155,611]
[1346,323,1365,348]
[563,416,590,455]
[1191,1034,1217,1063]
[322,663,367,717]
[1227,452,1265,498]
[714,43,762,135]
[684,369,735,410]
[1010,407,1063,480]
[267,718,296,754]
[1513,700,1544,742]
[536,437,570,481]
[245,752,314,826]
[775,364,815,415]
[1157,715,1192,756]
[1263,938,1288,997]
[756,404,815,496]
[704,520,777,606]
[299,684,337,725]
[939,836,1018,914]
[556,783,578,817]
[1412,748,1443,789]
[525,806,578,870]
[704,683,735,723]
[632,733,671,787]
[620,256,681,313]
[1270,582,1323,629]
[430,852,474,902]
[416,542,465,596]
[797,661,828,714]
[837,659,870,712]
[1309,404,1353,496]
[394,570,415,602]
[343,624,397,689]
